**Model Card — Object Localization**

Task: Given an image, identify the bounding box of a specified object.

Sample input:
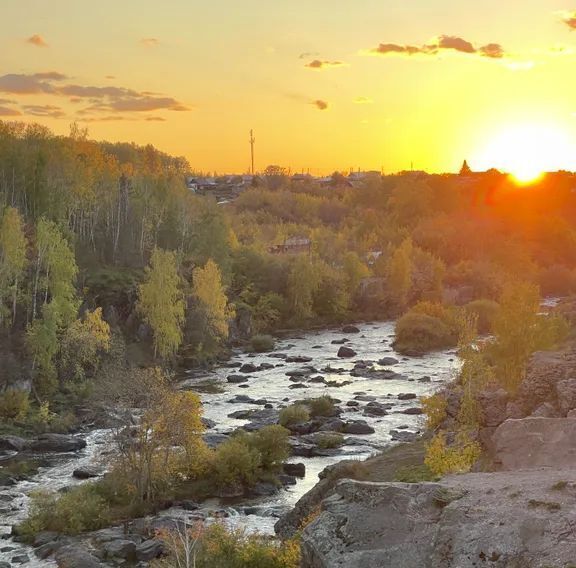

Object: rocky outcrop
[493,417,576,470]
[301,472,576,567]
[54,544,102,567]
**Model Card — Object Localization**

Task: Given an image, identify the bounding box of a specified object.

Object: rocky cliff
[299,417,576,567]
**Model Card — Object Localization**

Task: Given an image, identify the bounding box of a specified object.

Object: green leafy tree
[0,206,27,325]
[137,248,185,359]
[388,238,413,309]
[491,281,568,393]
[191,259,234,352]
[59,308,111,381]
[342,251,370,298]
[287,255,320,322]
[27,219,79,393]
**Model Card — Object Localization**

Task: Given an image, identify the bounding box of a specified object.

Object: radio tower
[249,130,255,175]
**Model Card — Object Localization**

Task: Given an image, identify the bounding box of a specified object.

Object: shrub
[250,334,276,353]
[424,431,481,476]
[248,425,290,470]
[304,396,336,418]
[0,390,30,422]
[315,433,344,449]
[279,404,310,427]
[18,484,111,537]
[421,393,448,430]
[393,312,457,354]
[154,522,300,568]
[210,437,261,489]
[464,299,500,334]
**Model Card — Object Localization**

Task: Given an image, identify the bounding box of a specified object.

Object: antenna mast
[249,130,255,175]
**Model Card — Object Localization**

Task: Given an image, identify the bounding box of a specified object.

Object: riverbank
[0,320,458,566]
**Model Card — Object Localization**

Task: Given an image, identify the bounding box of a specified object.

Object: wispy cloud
[305,59,347,69]
[26,34,48,48]
[78,115,130,123]
[0,106,21,116]
[0,71,191,121]
[312,99,328,110]
[0,72,191,118]
[354,96,373,104]
[145,116,166,122]
[365,35,505,59]
[299,52,319,60]
[21,104,65,118]
[140,38,160,47]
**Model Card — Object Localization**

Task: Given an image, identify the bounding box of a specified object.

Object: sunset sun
[474,124,576,184]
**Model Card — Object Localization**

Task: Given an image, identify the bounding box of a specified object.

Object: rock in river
[337,346,357,358]
[29,434,86,453]
[342,420,375,435]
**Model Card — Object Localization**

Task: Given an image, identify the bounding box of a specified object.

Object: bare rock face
[493,417,576,470]
[301,473,576,568]
[516,347,576,416]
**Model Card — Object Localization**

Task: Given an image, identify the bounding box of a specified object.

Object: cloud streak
[305,59,346,69]
[366,35,505,59]
[0,106,21,116]
[140,38,160,47]
[26,34,48,48]
[21,104,65,118]
[0,72,191,119]
[312,99,328,110]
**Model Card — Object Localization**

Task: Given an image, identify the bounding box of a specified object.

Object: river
[0,320,458,566]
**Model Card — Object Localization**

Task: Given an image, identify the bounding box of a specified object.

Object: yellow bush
[18,484,111,537]
[420,393,448,430]
[0,390,30,422]
[154,522,300,568]
[279,404,310,427]
[424,430,481,476]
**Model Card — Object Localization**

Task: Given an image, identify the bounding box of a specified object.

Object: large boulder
[477,388,509,427]
[29,434,86,453]
[556,378,576,415]
[72,465,103,479]
[103,539,136,559]
[135,539,165,561]
[54,545,102,568]
[0,435,28,452]
[301,480,444,567]
[301,474,576,567]
[342,420,375,435]
[493,417,576,470]
[337,346,356,358]
[341,325,360,334]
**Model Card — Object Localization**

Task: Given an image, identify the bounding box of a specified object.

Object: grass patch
[528,499,561,512]
[394,464,439,483]
[551,480,568,491]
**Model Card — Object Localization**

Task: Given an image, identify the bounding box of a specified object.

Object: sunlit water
[0,320,458,565]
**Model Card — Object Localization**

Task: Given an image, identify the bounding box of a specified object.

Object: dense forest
[1,120,576,411]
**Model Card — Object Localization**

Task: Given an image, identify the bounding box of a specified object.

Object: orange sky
[2,0,576,174]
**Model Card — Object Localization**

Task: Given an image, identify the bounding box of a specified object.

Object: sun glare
[474,123,576,185]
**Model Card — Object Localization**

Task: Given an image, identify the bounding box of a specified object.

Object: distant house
[269,236,312,255]
[291,173,314,183]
